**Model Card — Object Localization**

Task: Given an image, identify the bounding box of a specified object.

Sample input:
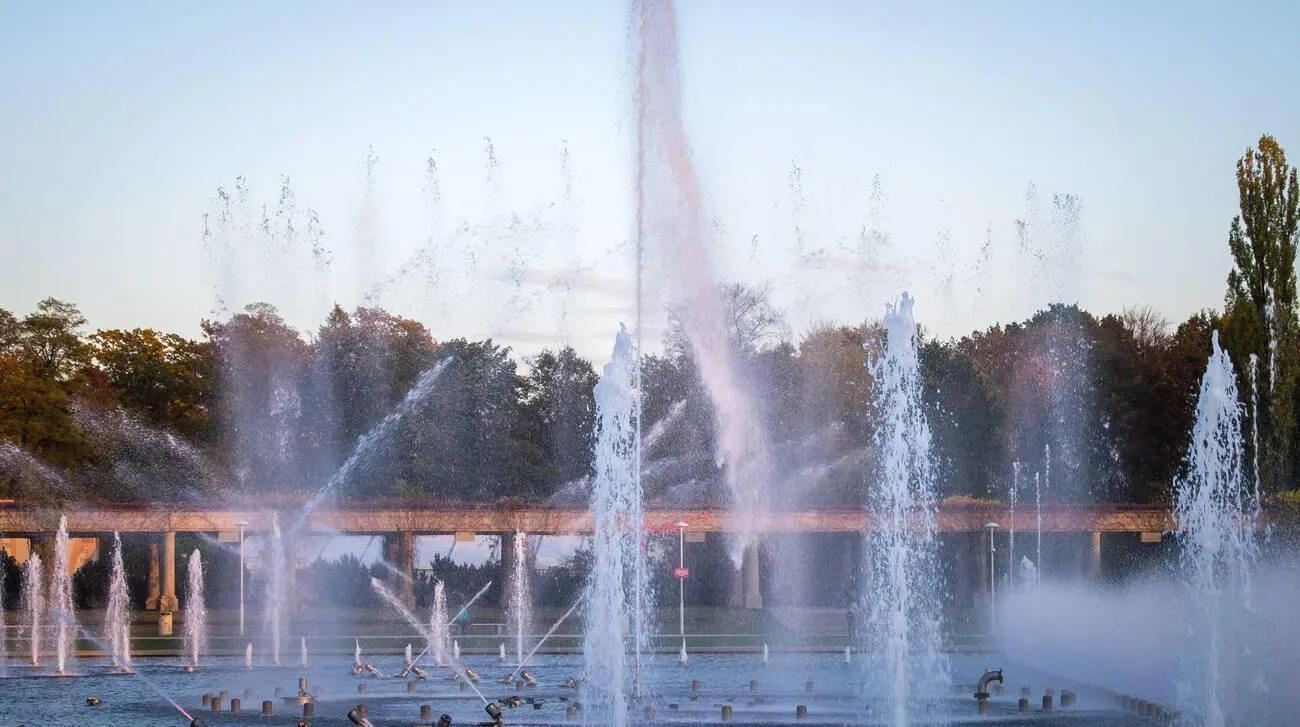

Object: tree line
[1,135,1296,507]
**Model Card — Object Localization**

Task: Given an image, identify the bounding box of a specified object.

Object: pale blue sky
[2,1,1297,359]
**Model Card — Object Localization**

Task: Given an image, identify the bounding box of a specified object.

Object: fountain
[300,635,308,670]
[582,326,646,727]
[861,293,947,726]
[405,642,413,667]
[506,531,532,666]
[182,550,205,668]
[430,581,448,666]
[50,516,78,675]
[105,532,131,671]
[633,0,772,566]
[1173,331,1260,725]
[245,643,253,670]
[265,513,286,666]
[21,553,42,667]
[354,638,362,670]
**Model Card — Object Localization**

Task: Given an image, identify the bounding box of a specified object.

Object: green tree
[21,298,90,381]
[1222,135,1300,494]
[517,346,599,493]
[89,328,214,440]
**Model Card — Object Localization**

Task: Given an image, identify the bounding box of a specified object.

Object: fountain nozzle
[485,701,505,725]
[347,708,375,727]
[191,719,209,727]
[974,668,1004,699]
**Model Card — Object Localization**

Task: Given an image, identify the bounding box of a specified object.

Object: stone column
[1089,531,1102,580]
[400,530,416,605]
[499,532,516,609]
[158,530,178,636]
[145,542,161,610]
[743,541,762,610]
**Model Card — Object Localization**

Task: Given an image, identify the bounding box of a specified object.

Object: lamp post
[234,520,249,637]
[675,521,688,648]
[985,522,999,633]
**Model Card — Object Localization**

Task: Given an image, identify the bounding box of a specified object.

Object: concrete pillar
[499,532,516,609]
[743,541,762,610]
[400,530,416,605]
[145,541,161,610]
[159,530,178,636]
[1089,531,1102,580]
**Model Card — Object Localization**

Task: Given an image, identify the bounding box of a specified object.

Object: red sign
[674,567,689,580]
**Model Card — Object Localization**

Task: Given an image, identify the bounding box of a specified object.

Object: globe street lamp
[985,522,999,634]
[234,520,250,637]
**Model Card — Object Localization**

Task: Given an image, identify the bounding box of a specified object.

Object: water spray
[507,598,581,682]
[370,578,490,705]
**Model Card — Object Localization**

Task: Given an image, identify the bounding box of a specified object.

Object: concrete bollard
[408,680,417,693]
[1061,690,1075,707]
[721,704,733,721]
[805,680,815,693]
[750,679,759,692]
[262,700,273,716]
[796,705,808,720]
[1140,701,1154,717]
[358,682,367,694]
[421,704,433,721]
[302,702,314,718]
[230,698,241,714]
[211,697,222,712]
[1042,694,1053,712]
[692,679,702,692]
[202,694,211,707]
[645,706,655,721]
[1019,698,1029,713]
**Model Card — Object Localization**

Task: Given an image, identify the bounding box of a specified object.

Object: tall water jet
[861,293,947,726]
[50,516,77,675]
[21,554,42,667]
[105,533,132,671]
[246,643,253,670]
[583,326,648,727]
[430,582,449,666]
[405,642,413,666]
[1173,331,1260,726]
[265,514,286,666]
[182,551,206,668]
[633,0,772,563]
[506,532,532,665]
[354,639,362,669]
[1008,463,1019,590]
[300,636,308,670]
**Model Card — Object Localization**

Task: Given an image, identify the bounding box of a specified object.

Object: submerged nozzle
[975,668,1004,699]
[347,709,375,727]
